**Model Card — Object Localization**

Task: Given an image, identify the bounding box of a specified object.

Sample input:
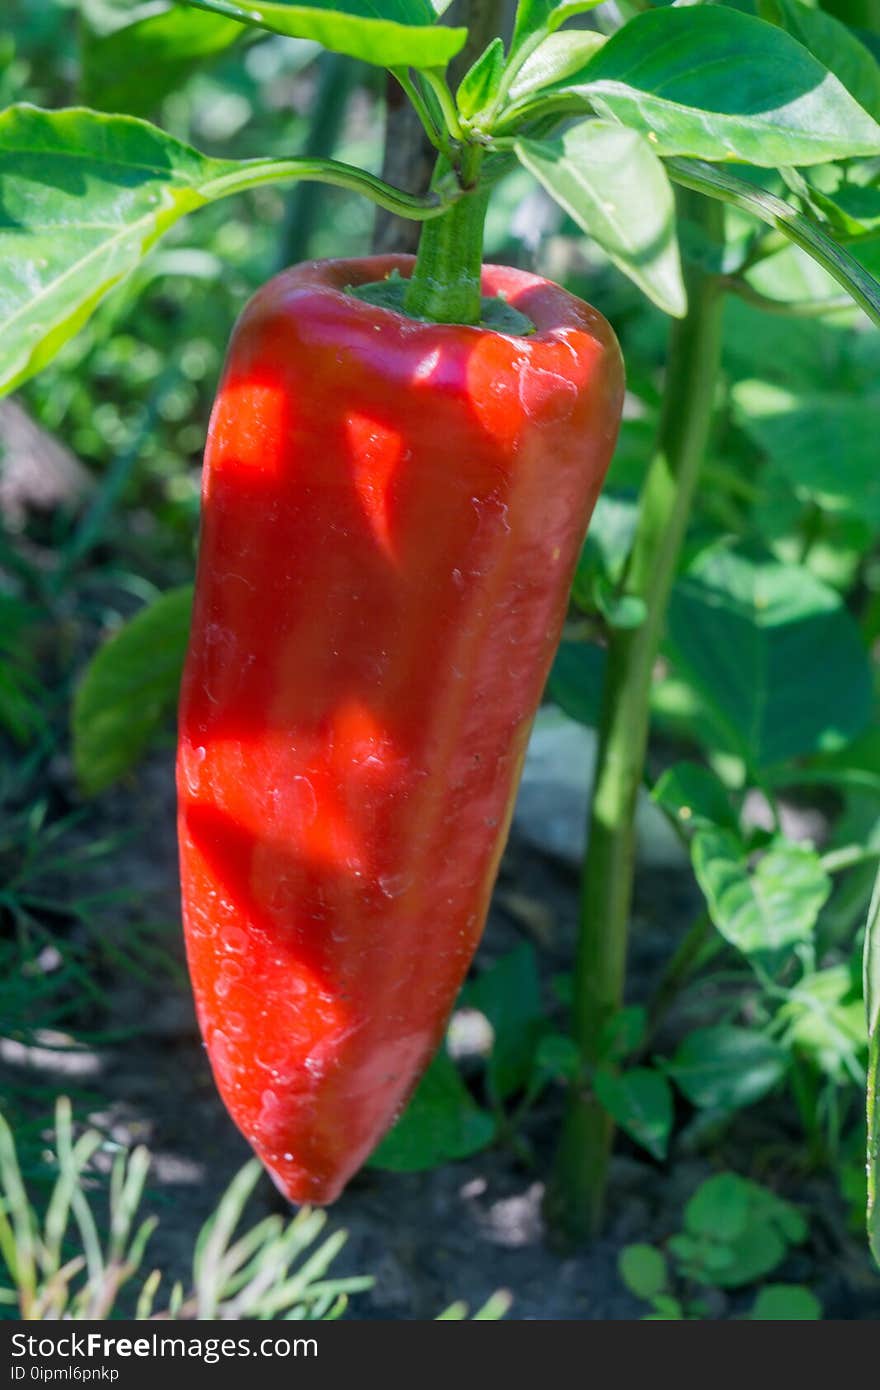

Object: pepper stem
[546,187,726,1245]
[403,148,488,326]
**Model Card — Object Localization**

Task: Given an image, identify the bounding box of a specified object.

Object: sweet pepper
[176,253,624,1203]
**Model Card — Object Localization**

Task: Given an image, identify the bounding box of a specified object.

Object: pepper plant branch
[722,278,854,319]
[821,844,880,875]
[198,154,459,220]
[547,186,726,1244]
[666,157,880,328]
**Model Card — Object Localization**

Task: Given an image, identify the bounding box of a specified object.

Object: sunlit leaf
[176,0,466,67]
[691,831,831,962]
[525,8,880,165]
[516,121,686,315]
[0,105,441,396]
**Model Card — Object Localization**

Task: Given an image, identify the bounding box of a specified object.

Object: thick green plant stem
[548,189,726,1244]
[403,148,487,324]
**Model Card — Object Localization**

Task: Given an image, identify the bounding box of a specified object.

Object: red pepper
[176,255,624,1204]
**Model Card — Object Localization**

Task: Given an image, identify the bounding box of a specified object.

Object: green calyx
[348,269,535,336]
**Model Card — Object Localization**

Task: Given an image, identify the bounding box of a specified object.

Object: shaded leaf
[80,1,243,115]
[368,1050,495,1171]
[666,1025,788,1111]
[466,945,543,1100]
[652,762,738,834]
[532,1032,581,1082]
[759,0,880,120]
[598,1006,647,1063]
[665,544,873,768]
[546,641,606,729]
[73,585,193,796]
[667,158,880,327]
[594,1067,673,1160]
[733,380,880,532]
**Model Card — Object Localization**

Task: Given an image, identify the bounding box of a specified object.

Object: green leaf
[456,37,505,119]
[507,30,605,106]
[749,1284,822,1319]
[691,831,831,964]
[593,576,646,630]
[812,178,880,239]
[665,544,874,768]
[177,0,466,67]
[544,7,880,165]
[759,0,880,121]
[644,1294,684,1320]
[72,585,193,796]
[776,966,866,1082]
[511,0,606,50]
[532,1032,582,1081]
[618,1244,669,1301]
[811,173,878,239]
[80,1,243,115]
[546,641,606,729]
[572,492,640,607]
[652,762,738,834]
[0,106,221,396]
[733,380,880,533]
[516,121,686,317]
[686,1172,752,1242]
[598,1005,647,1063]
[593,1067,674,1160]
[866,865,880,1268]
[682,1175,806,1288]
[666,1025,788,1111]
[368,1049,495,1171]
[800,729,880,796]
[0,105,444,397]
[466,945,543,1101]
[687,1173,805,1242]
